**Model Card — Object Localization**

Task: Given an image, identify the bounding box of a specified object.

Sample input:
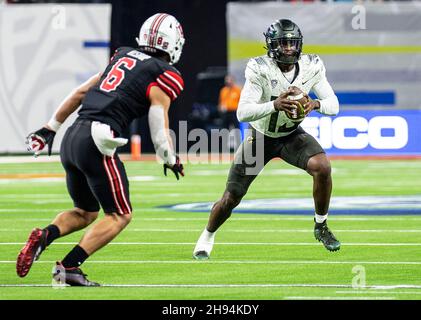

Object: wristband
[47,117,62,132]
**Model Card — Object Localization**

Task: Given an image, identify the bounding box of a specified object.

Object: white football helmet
[136,13,185,65]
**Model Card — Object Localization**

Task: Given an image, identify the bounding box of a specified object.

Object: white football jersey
[239,54,327,138]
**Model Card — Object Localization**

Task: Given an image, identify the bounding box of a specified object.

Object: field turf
[1,157,421,300]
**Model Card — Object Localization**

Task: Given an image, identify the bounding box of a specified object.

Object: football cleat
[193,250,210,260]
[314,220,341,252]
[52,262,100,287]
[16,228,48,277]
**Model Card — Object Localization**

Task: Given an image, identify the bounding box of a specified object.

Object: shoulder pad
[254,56,266,66]
[116,47,133,54]
[245,55,271,82]
[301,54,326,77]
[309,54,321,64]
[154,58,182,76]
[301,54,322,66]
[110,47,132,61]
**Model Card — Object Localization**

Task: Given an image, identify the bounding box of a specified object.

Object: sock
[61,245,89,268]
[194,228,216,255]
[202,228,216,242]
[44,224,60,246]
[315,213,328,224]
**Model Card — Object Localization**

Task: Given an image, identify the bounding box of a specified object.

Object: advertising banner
[0,4,110,153]
[302,110,421,156]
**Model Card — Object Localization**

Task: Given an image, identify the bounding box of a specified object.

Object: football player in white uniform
[193,19,340,259]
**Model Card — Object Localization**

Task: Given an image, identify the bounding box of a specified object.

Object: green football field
[1,156,421,300]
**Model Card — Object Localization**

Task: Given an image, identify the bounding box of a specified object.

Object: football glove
[25,127,56,157]
[163,155,184,180]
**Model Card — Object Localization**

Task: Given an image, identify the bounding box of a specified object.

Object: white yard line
[0,199,72,203]
[0,283,420,290]
[285,296,395,300]
[118,228,421,233]
[0,219,51,222]
[0,208,166,213]
[1,242,421,246]
[0,209,66,212]
[336,290,421,294]
[0,156,61,163]
[2,228,421,233]
[1,260,421,266]
[138,217,421,221]
[2,215,421,221]
[0,194,217,200]
[2,241,421,246]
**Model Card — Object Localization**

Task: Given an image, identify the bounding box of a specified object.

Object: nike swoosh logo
[302,70,319,85]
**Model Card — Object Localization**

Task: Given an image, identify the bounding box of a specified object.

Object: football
[286,87,308,121]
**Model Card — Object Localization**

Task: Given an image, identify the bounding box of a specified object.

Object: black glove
[163,155,185,180]
[25,127,56,157]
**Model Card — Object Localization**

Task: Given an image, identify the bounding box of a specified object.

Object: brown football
[286,86,308,120]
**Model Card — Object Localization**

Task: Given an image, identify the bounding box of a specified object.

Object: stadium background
[1,0,421,302]
[2,0,420,156]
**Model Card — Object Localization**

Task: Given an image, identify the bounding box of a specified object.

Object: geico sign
[302,116,408,149]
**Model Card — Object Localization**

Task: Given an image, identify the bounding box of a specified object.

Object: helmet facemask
[170,35,185,65]
[266,37,302,65]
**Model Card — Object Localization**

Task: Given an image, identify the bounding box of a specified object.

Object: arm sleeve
[236,59,276,122]
[311,60,339,116]
[148,105,176,165]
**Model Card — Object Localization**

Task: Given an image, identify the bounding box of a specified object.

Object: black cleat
[314,220,341,252]
[16,228,48,277]
[52,262,100,287]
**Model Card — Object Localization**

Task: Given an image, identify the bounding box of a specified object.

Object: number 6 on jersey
[100,57,137,92]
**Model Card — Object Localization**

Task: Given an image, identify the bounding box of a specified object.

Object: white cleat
[193,229,215,260]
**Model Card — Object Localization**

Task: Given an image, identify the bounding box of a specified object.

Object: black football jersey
[78,47,184,135]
